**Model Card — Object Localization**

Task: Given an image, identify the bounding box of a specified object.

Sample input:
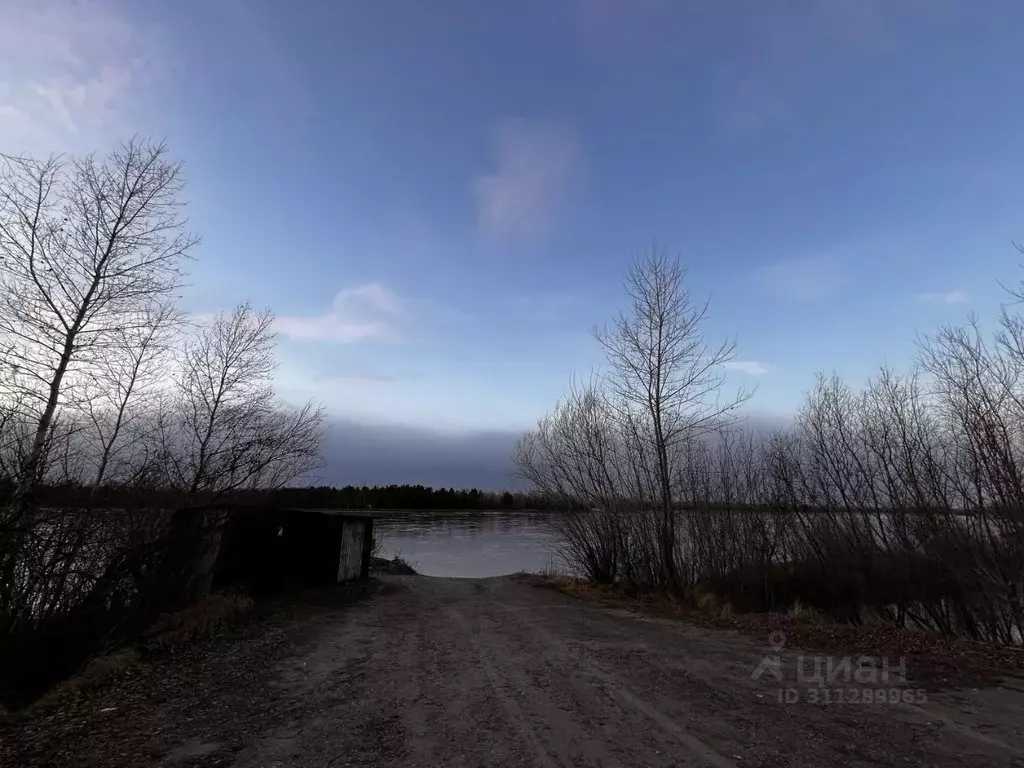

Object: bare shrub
[519,244,1024,645]
[517,247,749,591]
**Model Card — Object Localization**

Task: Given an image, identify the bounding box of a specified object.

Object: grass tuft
[144,589,256,652]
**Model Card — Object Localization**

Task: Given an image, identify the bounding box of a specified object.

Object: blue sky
[3,1,1024,481]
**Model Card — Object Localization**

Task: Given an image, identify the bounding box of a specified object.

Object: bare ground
[5,574,1024,767]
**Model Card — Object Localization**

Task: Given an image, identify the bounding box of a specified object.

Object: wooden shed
[210,507,374,596]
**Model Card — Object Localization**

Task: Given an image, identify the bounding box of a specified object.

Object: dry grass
[530,574,1024,689]
[31,649,142,712]
[26,590,256,714]
[524,572,613,598]
[525,572,744,620]
[144,589,256,652]
[786,598,823,621]
[693,589,719,614]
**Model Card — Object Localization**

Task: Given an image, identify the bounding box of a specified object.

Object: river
[374,509,561,577]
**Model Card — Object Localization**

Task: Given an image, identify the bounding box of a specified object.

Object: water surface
[374,510,560,577]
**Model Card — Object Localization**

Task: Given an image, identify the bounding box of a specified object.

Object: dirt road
[230,575,1023,768]
[9,575,1024,767]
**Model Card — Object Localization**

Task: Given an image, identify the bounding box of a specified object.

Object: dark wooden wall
[211,508,372,597]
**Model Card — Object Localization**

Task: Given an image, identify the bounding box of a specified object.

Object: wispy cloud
[755,254,848,300]
[275,284,404,342]
[715,1,939,139]
[0,1,150,151]
[723,360,771,375]
[918,290,969,305]
[473,119,580,238]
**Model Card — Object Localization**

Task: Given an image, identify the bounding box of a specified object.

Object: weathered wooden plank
[338,518,365,582]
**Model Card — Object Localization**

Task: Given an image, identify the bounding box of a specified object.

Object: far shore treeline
[274,484,550,511]
[1,481,552,512]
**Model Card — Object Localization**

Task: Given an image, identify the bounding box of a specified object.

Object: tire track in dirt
[397,580,525,766]
[161,576,1024,767]
[484,595,738,768]
[508,581,1024,767]
[445,606,565,768]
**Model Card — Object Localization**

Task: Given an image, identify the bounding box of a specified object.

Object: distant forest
[12,482,552,512]
[272,484,547,511]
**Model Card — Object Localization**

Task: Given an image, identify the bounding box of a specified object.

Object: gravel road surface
[7,574,1024,767]
[232,575,1024,767]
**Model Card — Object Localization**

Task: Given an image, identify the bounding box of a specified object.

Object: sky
[3,0,1024,487]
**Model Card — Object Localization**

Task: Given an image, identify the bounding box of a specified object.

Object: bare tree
[0,140,337,695]
[594,246,750,589]
[82,301,184,488]
[0,359,30,484]
[158,303,326,496]
[0,139,196,608]
[0,139,195,497]
[517,247,1024,641]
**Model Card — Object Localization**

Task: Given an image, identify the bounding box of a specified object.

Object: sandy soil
[6,575,1024,767]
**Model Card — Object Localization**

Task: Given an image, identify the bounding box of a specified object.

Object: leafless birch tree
[594,247,751,589]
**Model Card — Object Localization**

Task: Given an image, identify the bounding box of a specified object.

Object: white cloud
[918,290,969,305]
[0,1,150,152]
[755,254,848,300]
[473,119,580,238]
[275,284,404,342]
[723,360,771,375]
